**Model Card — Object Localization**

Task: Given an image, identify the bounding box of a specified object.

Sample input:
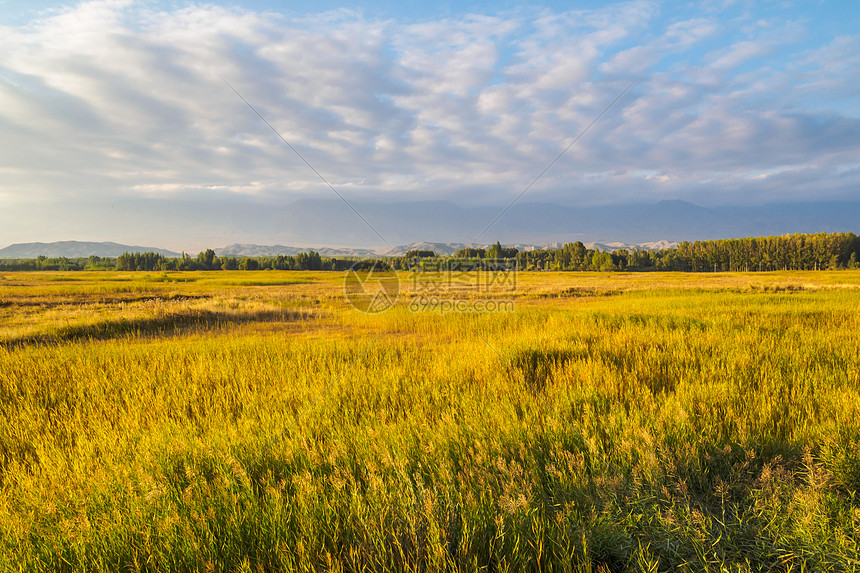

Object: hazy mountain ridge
[0,241,181,258]
[216,244,379,257]
[214,241,683,257]
[1,240,678,259]
[4,199,859,258]
[211,198,860,246]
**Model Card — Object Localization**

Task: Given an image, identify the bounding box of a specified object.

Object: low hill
[0,241,181,258]
[215,244,380,258]
[218,241,676,257]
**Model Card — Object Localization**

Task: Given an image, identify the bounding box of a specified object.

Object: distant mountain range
[0,241,181,258]
[0,240,676,259]
[3,199,858,258]
[216,240,676,257]
[215,244,379,257]
[197,198,860,246]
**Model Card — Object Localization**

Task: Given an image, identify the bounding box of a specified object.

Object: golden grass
[1,270,859,571]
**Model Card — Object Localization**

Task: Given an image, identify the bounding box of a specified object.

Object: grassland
[1,270,860,571]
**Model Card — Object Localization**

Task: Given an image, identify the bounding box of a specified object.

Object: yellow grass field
[1,270,860,571]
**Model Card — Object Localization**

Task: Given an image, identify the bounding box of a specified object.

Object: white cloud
[0,0,858,247]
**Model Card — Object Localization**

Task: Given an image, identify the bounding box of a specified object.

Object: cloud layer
[1,0,858,247]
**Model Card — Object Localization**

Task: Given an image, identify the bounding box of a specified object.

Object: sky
[1,0,859,249]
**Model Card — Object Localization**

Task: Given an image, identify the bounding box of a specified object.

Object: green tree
[454,247,485,259]
[591,251,615,272]
[486,242,518,260]
[239,258,259,271]
[306,251,322,271]
[197,249,217,270]
[404,250,435,259]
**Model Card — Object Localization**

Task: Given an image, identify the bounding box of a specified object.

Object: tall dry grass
[0,271,859,571]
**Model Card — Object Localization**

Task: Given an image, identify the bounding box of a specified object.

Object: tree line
[0,255,111,272]
[115,250,331,271]
[2,233,860,273]
[504,233,860,272]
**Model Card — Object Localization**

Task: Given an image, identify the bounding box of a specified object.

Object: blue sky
[1,0,858,248]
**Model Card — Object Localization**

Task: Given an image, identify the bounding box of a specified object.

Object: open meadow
[1,270,860,571]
